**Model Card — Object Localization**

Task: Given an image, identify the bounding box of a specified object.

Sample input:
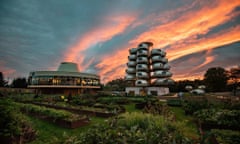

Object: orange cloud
[167,25,240,61]
[193,50,215,70]
[130,0,240,48]
[63,15,136,70]
[98,25,240,83]
[172,73,203,81]
[96,0,240,83]
[96,46,133,83]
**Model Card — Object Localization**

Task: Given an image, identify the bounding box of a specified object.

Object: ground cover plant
[13,102,90,129]
[0,99,36,143]
[194,108,240,130]
[2,92,238,144]
[211,129,240,144]
[16,102,88,122]
[53,112,194,144]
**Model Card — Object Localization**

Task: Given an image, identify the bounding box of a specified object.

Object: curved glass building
[28,62,100,95]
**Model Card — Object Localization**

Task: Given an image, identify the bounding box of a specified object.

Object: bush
[97,97,129,104]
[194,109,240,130]
[16,102,85,121]
[212,129,240,144]
[183,100,208,115]
[61,113,192,144]
[167,99,182,107]
[0,99,36,143]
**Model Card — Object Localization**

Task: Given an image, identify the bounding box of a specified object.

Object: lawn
[169,106,199,140]
[26,102,200,143]
[27,116,106,144]
[124,103,141,112]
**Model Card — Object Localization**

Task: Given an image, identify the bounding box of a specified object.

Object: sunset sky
[0,0,240,83]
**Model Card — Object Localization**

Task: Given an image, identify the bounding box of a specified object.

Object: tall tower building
[125,42,174,96]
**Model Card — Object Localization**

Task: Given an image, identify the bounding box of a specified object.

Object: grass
[169,106,199,139]
[24,101,199,143]
[124,103,141,112]
[27,115,106,144]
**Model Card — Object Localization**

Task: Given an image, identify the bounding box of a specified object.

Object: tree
[204,67,228,92]
[104,78,131,91]
[228,66,240,96]
[169,79,204,92]
[11,77,28,88]
[0,72,7,87]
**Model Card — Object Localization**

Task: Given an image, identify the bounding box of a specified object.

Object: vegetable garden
[0,92,239,144]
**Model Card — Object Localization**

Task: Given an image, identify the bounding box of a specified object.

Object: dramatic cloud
[0,0,239,84]
[63,15,136,70]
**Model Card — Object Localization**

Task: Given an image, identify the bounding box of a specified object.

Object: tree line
[1,66,240,93]
[0,72,27,88]
[104,66,240,94]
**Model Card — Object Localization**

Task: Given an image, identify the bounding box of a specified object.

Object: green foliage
[0,72,8,87]
[97,97,129,104]
[194,109,240,129]
[11,77,28,88]
[228,66,240,96]
[104,78,128,91]
[0,99,22,136]
[142,101,175,121]
[204,67,228,92]
[71,97,96,106]
[73,113,193,144]
[16,103,85,121]
[0,99,36,140]
[167,99,182,107]
[211,129,240,144]
[183,99,208,115]
[169,79,204,92]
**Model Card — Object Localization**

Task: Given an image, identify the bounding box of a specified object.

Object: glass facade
[29,75,100,86]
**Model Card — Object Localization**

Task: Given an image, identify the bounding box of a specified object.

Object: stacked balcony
[126,42,173,87]
[125,48,137,81]
[150,49,174,86]
[135,42,152,87]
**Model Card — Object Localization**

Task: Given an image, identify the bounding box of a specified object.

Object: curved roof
[30,62,100,79]
[30,71,99,79]
[57,62,79,72]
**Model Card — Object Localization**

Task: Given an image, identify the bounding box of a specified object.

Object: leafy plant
[143,101,175,121]
[167,99,182,107]
[194,109,240,129]
[211,129,240,144]
[0,99,36,143]
[16,102,86,121]
[68,112,194,144]
[183,99,208,115]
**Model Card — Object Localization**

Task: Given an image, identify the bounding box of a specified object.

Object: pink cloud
[95,0,240,83]
[63,15,136,70]
[0,60,16,79]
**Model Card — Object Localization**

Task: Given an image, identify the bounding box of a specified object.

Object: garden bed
[194,109,240,131]
[29,112,90,129]
[0,130,36,144]
[17,103,90,129]
[198,120,240,131]
[0,99,37,144]
[30,102,119,118]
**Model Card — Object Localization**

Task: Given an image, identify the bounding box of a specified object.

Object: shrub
[97,97,129,104]
[211,129,240,144]
[143,101,175,121]
[67,113,193,144]
[183,100,208,115]
[194,109,240,129]
[0,99,36,143]
[16,103,86,121]
[167,99,182,107]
